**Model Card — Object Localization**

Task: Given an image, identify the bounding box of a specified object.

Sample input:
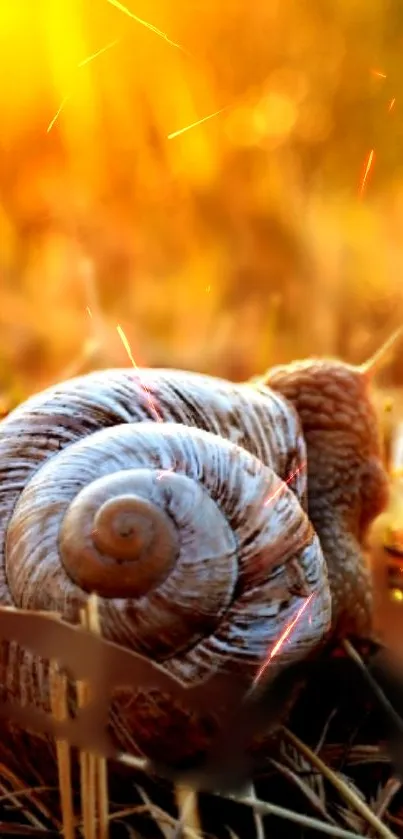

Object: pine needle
[281,727,397,839]
[216,791,370,838]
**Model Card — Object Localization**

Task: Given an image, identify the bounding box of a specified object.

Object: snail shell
[0,368,331,764]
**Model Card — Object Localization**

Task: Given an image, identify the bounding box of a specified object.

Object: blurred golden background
[1,0,403,407]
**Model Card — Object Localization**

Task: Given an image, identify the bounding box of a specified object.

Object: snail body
[0,360,389,765]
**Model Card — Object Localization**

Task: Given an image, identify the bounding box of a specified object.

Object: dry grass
[0,608,403,838]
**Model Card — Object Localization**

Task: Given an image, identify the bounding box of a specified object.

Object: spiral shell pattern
[0,368,331,762]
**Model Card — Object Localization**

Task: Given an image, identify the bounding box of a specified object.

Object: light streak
[47,37,119,133]
[78,39,119,67]
[168,106,229,140]
[389,98,396,112]
[359,149,375,198]
[253,593,316,685]
[263,462,306,507]
[106,0,186,53]
[47,95,71,133]
[116,324,163,422]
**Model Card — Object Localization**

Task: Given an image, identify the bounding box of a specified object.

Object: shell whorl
[60,472,181,598]
[0,367,307,608]
[0,368,331,762]
[5,420,330,679]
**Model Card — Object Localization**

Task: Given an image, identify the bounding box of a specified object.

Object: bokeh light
[0,0,403,402]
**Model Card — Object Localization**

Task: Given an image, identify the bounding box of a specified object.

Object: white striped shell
[0,368,332,762]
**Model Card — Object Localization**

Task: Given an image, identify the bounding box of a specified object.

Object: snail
[0,333,396,770]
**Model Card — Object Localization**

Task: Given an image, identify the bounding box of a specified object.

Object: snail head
[260,330,403,635]
[263,330,403,541]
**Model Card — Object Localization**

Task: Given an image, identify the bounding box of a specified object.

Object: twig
[78,607,96,839]
[0,824,60,836]
[215,791,370,838]
[337,708,372,775]
[136,786,172,839]
[49,665,75,839]
[342,640,403,735]
[0,785,56,805]
[0,774,48,831]
[320,744,390,766]
[0,761,55,829]
[86,595,109,839]
[281,727,397,839]
[172,787,202,839]
[366,778,402,837]
[107,803,202,839]
[315,707,338,754]
[270,757,337,824]
[242,783,265,839]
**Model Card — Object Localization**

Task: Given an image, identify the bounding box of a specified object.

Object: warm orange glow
[0,1,402,405]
